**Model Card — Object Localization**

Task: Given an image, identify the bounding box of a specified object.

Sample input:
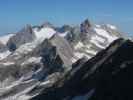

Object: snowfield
[33,27,56,40]
[94,28,117,43]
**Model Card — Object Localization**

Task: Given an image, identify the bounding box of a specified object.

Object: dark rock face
[90,39,133,100]
[80,19,92,42]
[50,34,74,66]
[34,39,64,79]
[31,38,133,100]
[34,34,74,68]
[65,26,81,44]
[80,19,91,33]
[7,25,35,51]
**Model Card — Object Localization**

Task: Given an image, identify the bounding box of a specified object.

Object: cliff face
[31,38,133,100]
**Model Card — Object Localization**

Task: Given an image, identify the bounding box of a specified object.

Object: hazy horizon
[0,0,133,35]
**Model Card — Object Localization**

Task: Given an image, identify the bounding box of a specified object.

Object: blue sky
[0,0,133,35]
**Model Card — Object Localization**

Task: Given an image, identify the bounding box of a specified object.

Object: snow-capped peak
[33,27,56,41]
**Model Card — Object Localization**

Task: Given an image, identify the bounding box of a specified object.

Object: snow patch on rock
[21,57,42,66]
[0,62,14,66]
[0,51,11,60]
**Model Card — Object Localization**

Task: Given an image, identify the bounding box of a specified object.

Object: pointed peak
[81,19,91,26]
[19,24,33,34]
[80,19,92,33]
[23,24,32,30]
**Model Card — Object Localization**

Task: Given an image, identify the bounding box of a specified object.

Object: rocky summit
[0,19,131,100]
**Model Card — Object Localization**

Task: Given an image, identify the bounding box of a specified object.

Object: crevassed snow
[21,57,42,66]
[94,28,117,43]
[90,39,105,49]
[0,34,14,45]
[0,50,11,60]
[92,35,105,43]
[90,35,105,49]
[107,24,117,30]
[73,41,99,60]
[33,27,56,40]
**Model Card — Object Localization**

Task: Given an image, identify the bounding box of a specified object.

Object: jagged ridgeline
[0,19,129,100]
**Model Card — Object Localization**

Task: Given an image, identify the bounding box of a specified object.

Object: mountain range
[0,19,132,100]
